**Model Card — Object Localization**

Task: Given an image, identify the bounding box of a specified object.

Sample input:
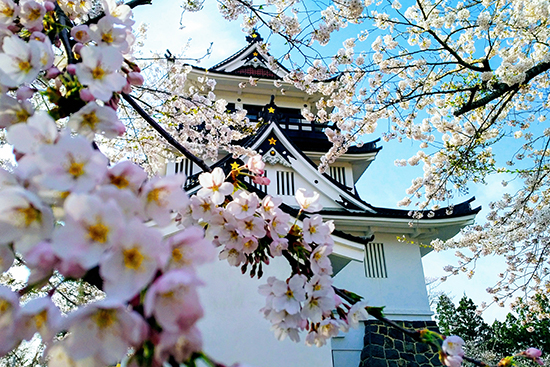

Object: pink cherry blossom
[246,154,265,175]
[68,102,125,139]
[63,300,147,365]
[443,355,463,367]
[271,274,307,315]
[226,190,259,219]
[0,186,54,255]
[310,244,333,275]
[523,348,544,365]
[0,285,20,356]
[346,301,369,328]
[105,160,147,194]
[89,17,128,50]
[18,296,61,342]
[71,24,91,43]
[295,188,323,213]
[37,134,108,193]
[140,174,189,227]
[6,111,58,154]
[19,1,45,31]
[0,0,18,25]
[51,194,123,270]
[0,94,33,128]
[197,167,234,205]
[163,225,216,271]
[75,45,127,102]
[0,36,43,87]
[144,270,204,333]
[154,326,203,365]
[303,214,331,244]
[100,219,164,301]
[442,335,465,357]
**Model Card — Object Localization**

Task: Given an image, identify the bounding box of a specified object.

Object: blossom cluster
[0,0,378,364]
[206,0,550,310]
[0,0,213,365]
[181,161,369,346]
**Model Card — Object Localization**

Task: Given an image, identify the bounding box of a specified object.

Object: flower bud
[66,64,77,75]
[16,86,35,100]
[79,88,95,102]
[44,1,55,12]
[72,42,83,56]
[252,176,270,185]
[45,67,61,79]
[127,71,144,86]
[122,82,132,94]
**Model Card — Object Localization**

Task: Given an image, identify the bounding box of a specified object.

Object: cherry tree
[175,0,550,312]
[0,0,546,366]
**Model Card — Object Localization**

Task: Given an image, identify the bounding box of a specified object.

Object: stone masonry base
[360,320,442,367]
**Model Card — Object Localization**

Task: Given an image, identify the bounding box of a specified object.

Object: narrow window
[330,166,347,186]
[276,171,295,196]
[174,158,194,177]
[364,243,387,278]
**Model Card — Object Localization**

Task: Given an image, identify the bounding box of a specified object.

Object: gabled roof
[185,119,480,222]
[209,31,289,79]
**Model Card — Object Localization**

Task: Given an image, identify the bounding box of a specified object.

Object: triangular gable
[210,34,289,79]
[245,121,377,213]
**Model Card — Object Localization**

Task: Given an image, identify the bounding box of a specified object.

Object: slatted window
[330,166,346,186]
[364,243,387,278]
[245,171,268,194]
[174,158,194,177]
[276,171,295,196]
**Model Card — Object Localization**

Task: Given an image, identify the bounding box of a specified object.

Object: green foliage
[435,294,550,363]
[490,294,550,356]
[435,294,492,351]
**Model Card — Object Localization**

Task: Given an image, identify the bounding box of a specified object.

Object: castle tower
[163,32,479,367]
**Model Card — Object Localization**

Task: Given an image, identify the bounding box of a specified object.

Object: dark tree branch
[454,61,550,116]
[54,2,75,64]
[85,0,153,25]
[121,93,212,173]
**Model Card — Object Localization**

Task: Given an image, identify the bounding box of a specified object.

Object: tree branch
[121,93,212,173]
[454,61,550,116]
[85,0,153,25]
[54,2,75,64]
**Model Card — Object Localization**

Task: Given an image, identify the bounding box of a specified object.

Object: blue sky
[132,1,514,322]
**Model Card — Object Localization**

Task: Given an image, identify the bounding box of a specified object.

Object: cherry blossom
[197,167,234,205]
[68,102,125,139]
[0,35,43,87]
[35,134,108,193]
[295,188,322,213]
[140,174,189,227]
[0,186,54,255]
[271,274,307,315]
[100,219,164,301]
[63,300,147,365]
[0,285,20,356]
[75,45,127,102]
[144,269,204,334]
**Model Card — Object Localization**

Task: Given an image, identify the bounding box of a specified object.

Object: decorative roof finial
[246,29,263,43]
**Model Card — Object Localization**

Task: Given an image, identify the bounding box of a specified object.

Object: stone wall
[360,320,442,367]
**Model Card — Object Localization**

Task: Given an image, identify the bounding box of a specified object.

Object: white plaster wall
[196,255,333,367]
[332,233,432,321]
